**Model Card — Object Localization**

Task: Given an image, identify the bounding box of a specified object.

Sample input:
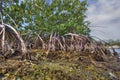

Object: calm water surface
[109,48,120,56]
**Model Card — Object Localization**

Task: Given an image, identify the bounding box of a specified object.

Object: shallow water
[109,48,120,56]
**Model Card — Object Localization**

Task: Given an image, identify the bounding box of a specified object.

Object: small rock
[108,72,118,80]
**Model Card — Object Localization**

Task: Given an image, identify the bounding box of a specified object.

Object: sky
[86,0,120,41]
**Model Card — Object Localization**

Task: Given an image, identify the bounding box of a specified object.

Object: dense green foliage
[3,0,90,36]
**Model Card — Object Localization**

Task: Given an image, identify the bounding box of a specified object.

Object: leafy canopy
[3,0,90,36]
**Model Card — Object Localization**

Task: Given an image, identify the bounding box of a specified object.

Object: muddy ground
[0,50,120,80]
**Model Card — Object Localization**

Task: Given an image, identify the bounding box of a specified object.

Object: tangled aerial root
[31,33,110,61]
[1,32,110,61]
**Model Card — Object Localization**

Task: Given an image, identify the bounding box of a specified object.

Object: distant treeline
[106,40,120,46]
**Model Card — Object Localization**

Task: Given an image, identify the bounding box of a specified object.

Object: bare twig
[34,32,45,49]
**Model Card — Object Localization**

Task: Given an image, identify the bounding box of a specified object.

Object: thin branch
[34,32,45,49]
[4,11,18,29]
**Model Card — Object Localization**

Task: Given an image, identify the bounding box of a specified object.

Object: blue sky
[86,0,120,40]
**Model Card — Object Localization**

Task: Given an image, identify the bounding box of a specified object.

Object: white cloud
[87,0,120,40]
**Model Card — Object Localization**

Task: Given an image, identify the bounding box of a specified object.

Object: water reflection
[109,48,120,56]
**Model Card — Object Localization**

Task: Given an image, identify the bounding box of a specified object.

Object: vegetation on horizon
[106,40,120,46]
